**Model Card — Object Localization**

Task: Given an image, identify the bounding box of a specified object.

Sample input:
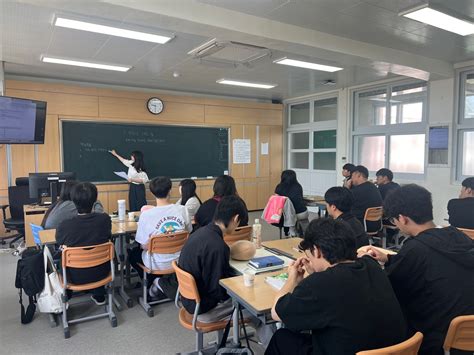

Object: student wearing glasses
[360,184,474,355]
[266,218,407,355]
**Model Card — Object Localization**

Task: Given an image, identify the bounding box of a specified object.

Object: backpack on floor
[15,248,44,324]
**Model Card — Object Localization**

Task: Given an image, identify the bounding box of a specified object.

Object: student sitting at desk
[266,218,407,355]
[274,170,309,236]
[42,180,104,230]
[56,182,111,305]
[324,186,369,248]
[194,175,248,228]
[176,179,201,224]
[350,165,383,230]
[129,176,192,299]
[447,177,474,229]
[375,168,400,200]
[360,184,474,355]
[342,163,355,188]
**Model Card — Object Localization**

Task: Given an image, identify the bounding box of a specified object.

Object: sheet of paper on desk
[114,171,128,180]
[265,272,288,290]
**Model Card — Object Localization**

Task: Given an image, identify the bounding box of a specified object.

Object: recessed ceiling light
[274,57,343,72]
[54,17,174,44]
[400,4,474,36]
[216,79,276,89]
[41,56,131,72]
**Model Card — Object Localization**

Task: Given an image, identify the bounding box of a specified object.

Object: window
[456,70,474,180]
[288,97,337,171]
[352,81,427,177]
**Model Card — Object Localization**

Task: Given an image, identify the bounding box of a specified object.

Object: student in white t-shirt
[109,149,149,212]
[176,179,201,226]
[129,176,192,297]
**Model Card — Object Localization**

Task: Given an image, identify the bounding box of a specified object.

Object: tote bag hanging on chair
[37,247,63,314]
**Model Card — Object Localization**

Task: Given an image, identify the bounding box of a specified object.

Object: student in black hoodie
[360,184,474,355]
[324,186,369,248]
[447,177,474,229]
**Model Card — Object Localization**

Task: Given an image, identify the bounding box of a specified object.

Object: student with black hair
[194,175,248,227]
[176,179,201,222]
[325,186,369,248]
[42,180,104,229]
[342,163,356,188]
[274,170,308,236]
[350,165,383,230]
[109,149,149,211]
[447,177,474,229]
[129,176,192,299]
[360,184,474,355]
[375,168,400,200]
[266,218,406,355]
[178,195,246,322]
[56,182,111,305]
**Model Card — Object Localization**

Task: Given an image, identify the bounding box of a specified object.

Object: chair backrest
[458,228,474,240]
[224,225,252,246]
[62,242,114,269]
[356,332,423,355]
[29,223,44,245]
[364,206,384,222]
[443,315,474,352]
[172,260,200,303]
[8,183,36,220]
[148,230,189,254]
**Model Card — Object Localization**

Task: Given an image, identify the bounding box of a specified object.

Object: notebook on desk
[249,255,284,269]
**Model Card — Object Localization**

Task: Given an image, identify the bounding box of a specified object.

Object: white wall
[289,78,461,225]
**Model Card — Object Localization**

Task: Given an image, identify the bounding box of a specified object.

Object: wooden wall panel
[37,115,61,172]
[99,97,205,123]
[0,145,8,189]
[259,126,271,178]
[270,125,283,177]
[6,89,99,117]
[244,181,258,211]
[257,179,271,209]
[10,145,35,181]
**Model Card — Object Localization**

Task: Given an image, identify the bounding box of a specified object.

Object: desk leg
[116,234,133,308]
[232,300,240,347]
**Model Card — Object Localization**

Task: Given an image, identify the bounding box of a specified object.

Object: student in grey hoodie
[360,184,474,355]
[42,181,103,230]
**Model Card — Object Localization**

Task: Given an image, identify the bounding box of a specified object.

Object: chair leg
[107,284,117,327]
[61,291,70,338]
[196,332,204,352]
[138,272,154,317]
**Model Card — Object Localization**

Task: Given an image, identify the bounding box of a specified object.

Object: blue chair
[30,223,44,245]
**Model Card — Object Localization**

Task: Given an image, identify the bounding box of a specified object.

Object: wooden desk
[24,205,48,247]
[262,238,303,260]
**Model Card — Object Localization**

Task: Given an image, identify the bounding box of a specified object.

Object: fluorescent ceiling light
[274,57,343,72]
[401,5,474,36]
[41,56,131,72]
[216,79,276,89]
[54,17,173,44]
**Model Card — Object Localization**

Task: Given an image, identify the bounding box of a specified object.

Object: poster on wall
[233,139,251,164]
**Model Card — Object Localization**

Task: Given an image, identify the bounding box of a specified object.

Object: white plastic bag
[37,247,63,314]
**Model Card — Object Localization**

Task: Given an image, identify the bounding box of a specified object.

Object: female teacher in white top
[109,149,149,212]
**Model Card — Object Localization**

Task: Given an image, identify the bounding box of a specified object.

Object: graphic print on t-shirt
[153,215,186,235]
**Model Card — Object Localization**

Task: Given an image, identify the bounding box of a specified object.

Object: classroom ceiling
[0,0,473,101]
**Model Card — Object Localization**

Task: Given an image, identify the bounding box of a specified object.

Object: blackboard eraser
[191,176,197,179]
[206,176,213,179]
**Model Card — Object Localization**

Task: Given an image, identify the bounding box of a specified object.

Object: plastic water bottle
[252,218,262,249]
[118,199,126,221]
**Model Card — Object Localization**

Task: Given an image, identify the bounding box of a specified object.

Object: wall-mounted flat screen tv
[0,96,47,144]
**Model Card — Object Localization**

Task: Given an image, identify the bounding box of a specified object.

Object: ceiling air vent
[187,39,271,68]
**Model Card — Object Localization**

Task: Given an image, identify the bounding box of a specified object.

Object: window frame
[350,80,429,179]
[455,69,474,181]
[287,94,338,172]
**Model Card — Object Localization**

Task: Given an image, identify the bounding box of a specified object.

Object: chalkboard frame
[59,119,230,184]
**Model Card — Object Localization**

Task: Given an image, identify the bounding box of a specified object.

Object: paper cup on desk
[128,212,135,220]
[243,268,256,287]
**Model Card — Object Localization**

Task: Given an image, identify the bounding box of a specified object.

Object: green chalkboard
[62,121,229,182]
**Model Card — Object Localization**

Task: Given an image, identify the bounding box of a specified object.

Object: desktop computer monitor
[28,172,76,204]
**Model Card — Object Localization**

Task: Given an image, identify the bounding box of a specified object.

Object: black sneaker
[91,295,106,306]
